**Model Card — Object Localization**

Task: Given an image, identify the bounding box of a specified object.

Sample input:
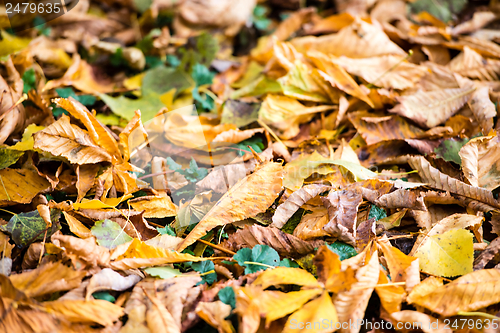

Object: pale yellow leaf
[282,291,338,333]
[252,267,321,290]
[414,228,474,277]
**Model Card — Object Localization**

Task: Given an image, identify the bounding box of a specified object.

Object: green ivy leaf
[166,157,208,183]
[22,68,36,94]
[279,258,300,268]
[192,63,215,86]
[326,242,357,261]
[91,219,133,249]
[56,87,96,106]
[191,261,217,285]
[235,136,264,156]
[92,291,116,303]
[368,205,387,221]
[157,225,176,236]
[218,286,236,309]
[233,245,280,274]
[409,0,467,23]
[0,209,61,246]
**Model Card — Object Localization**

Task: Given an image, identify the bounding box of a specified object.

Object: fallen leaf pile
[3,0,500,332]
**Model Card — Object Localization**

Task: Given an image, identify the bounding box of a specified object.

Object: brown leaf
[321,188,363,246]
[292,19,406,58]
[408,269,500,317]
[51,233,111,269]
[176,161,283,252]
[473,237,500,270]
[448,46,500,81]
[121,276,202,333]
[293,206,330,240]
[332,55,428,89]
[459,135,500,190]
[223,224,324,258]
[76,164,99,202]
[271,184,330,228]
[374,189,426,211]
[33,115,112,164]
[9,262,86,298]
[313,246,357,293]
[390,87,475,128]
[390,311,452,333]
[409,155,500,208]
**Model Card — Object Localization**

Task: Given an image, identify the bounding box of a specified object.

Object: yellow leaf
[259,95,335,139]
[42,299,124,326]
[33,115,112,164]
[0,168,51,206]
[0,31,31,57]
[7,124,45,151]
[73,194,133,210]
[375,270,405,314]
[176,162,283,252]
[62,212,92,239]
[252,267,322,290]
[112,238,209,270]
[414,228,474,277]
[282,291,338,333]
[257,288,323,324]
[377,239,417,283]
[129,195,178,218]
[408,269,500,317]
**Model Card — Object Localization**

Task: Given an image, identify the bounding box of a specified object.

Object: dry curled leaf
[223,224,325,258]
[409,156,500,208]
[321,188,363,246]
[272,184,330,228]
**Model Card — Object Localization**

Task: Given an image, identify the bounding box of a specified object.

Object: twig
[197,239,236,256]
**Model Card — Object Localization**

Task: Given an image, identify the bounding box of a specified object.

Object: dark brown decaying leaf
[222,224,325,258]
[321,188,363,245]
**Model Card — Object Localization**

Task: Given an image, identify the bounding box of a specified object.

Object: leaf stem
[243,261,276,269]
[197,238,236,256]
[457,311,500,320]
[367,50,414,89]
